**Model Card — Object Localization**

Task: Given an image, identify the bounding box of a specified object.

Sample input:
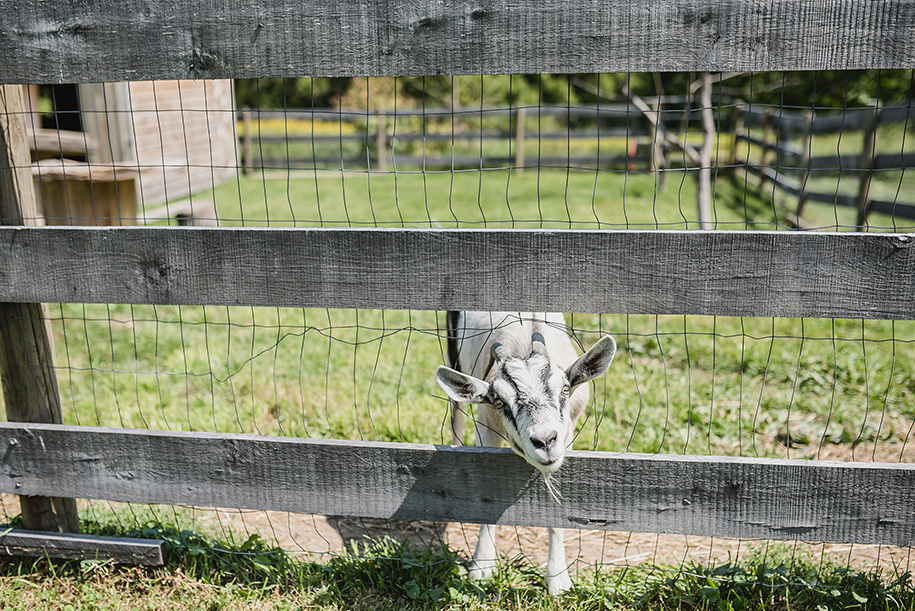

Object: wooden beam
[1,226,915,320]
[26,128,98,161]
[741,163,915,220]
[3,0,915,84]
[856,106,879,228]
[742,105,915,135]
[2,422,915,546]
[795,110,815,218]
[0,529,166,565]
[0,85,80,534]
[624,86,701,165]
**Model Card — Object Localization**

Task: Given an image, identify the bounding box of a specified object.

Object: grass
[13,168,912,460]
[2,165,915,607]
[2,168,914,460]
[739,119,915,231]
[1,514,914,610]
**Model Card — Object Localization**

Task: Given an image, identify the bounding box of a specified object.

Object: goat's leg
[545,527,573,594]
[470,524,498,581]
[469,409,502,581]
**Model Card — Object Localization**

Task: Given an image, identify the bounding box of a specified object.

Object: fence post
[0,85,80,533]
[757,107,775,189]
[514,107,526,171]
[697,72,714,230]
[795,110,815,219]
[376,112,387,172]
[730,105,744,166]
[855,105,878,229]
[649,99,668,190]
[242,108,254,176]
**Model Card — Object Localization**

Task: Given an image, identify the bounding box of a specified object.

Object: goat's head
[436,333,616,473]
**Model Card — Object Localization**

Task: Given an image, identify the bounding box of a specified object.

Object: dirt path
[9,493,904,579]
[190,508,912,578]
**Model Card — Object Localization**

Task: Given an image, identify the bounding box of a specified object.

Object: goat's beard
[506,435,564,504]
[542,471,563,504]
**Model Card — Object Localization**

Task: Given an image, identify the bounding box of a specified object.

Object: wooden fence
[237,104,693,172]
[2,0,915,555]
[735,104,915,226]
[241,100,915,228]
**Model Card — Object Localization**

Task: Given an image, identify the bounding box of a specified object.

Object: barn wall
[127,80,237,206]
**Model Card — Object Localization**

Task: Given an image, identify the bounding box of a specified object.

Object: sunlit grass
[0,170,905,462]
[2,512,913,611]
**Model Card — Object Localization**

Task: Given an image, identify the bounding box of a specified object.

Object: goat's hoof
[546,572,573,595]
[468,560,496,581]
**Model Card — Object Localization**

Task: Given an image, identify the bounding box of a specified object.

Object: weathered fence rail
[3,1,914,84]
[0,226,914,320]
[734,103,915,223]
[238,105,659,172]
[3,0,915,556]
[3,422,915,546]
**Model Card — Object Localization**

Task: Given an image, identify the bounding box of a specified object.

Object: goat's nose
[530,431,558,452]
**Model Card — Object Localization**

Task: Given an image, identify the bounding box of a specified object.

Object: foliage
[81,519,301,586]
[632,562,915,611]
[2,516,914,610]
[235,77,355,109]
[235,70,915,112]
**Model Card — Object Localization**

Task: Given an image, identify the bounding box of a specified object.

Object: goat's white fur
[436,312,616,595]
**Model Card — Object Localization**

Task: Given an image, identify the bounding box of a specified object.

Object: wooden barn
[24,80,236,224]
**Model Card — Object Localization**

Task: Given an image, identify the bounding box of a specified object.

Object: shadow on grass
[2,516,914,610]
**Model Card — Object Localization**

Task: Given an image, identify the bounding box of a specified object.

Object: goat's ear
[566,335,617,390]
[436,366,491,404]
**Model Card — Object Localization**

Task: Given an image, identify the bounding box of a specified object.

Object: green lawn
[2,519,914,611]
[3,169,908,464]
[3,168,915,611]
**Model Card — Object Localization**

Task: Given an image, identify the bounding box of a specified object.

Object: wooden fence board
[2,423,914,546]
[3,0,915,84]
[246,106,681,122]
[1,226,915,319]
[246,130,650,144]
[742,106,915,133]
[741,164,915,220]
[738,132,915,170]
[0,529,166,565]
[251,155,639,170]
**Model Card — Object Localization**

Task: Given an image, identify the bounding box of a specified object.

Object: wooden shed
[26,80,236,224]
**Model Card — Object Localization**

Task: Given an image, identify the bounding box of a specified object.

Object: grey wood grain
[0,529,165,565]
[3,0,915,85]
[1,226,915,319]
[2,423,914,545]
[0,85,80,534]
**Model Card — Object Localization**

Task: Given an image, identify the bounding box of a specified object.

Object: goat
[436,311,616,594]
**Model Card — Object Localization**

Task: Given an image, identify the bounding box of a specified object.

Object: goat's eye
[561,385,571,395]
[492,398,505,409]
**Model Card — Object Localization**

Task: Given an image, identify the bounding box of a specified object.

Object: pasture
[4,130,915,611]
[5,169,911,459]
[3,1,915,607]
[5,168,915,604]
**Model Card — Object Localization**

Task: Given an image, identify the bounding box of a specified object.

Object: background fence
[237,95,915,230]
[2,0,915,591]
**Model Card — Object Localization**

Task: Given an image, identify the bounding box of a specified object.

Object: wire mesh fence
[2,71,915,587]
